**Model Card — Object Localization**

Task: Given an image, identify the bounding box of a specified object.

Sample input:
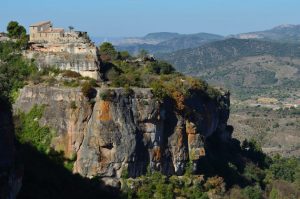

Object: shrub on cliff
[147,61,175,75]
[81,81,96,99]
[62,70,81,78]
[0,41,37,101]
[15,105,52,152]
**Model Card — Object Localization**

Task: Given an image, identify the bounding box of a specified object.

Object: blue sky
[1,0,300,37]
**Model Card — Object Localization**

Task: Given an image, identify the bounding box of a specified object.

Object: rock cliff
[14,85,230,187]
[24,44,100,80]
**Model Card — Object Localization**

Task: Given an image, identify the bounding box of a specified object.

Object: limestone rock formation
[14,85,230,187]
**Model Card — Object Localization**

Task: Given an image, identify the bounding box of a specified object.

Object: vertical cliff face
[14,85,230,186]
[24,49,100,80]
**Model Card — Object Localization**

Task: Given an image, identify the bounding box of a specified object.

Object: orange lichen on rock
[152,147,161,162]
[99,101,111,121]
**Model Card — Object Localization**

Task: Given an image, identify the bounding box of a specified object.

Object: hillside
[158,38,300,72]
[231,24,300,43]
[158,38,300,98]
[115,32,224,54]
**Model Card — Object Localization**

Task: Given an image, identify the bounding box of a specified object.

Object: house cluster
[25,21,100,80]
[29,21,90,44]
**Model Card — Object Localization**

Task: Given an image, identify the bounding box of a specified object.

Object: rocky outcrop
[14,85,230,187]
[24,45,100,80]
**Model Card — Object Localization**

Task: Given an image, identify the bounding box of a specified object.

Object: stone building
[26,21,101,80]
[29,21,64,43]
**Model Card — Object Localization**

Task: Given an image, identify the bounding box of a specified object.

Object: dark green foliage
[241,139,271,168]
[6,21,28,48]
[150,81,168,100]
[15,105,52,152]
[118,51,131,60]
[0,41,37,101]
[147,61,175,75]
[99,89,114,101]
[62,70,81,78]
[81,81,96,99]
[242,185,263,199]
[99,42,118,61]
[266,155,300,183]
[7,21,26,39]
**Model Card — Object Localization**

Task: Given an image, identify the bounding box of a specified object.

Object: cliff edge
[14,85,230,187]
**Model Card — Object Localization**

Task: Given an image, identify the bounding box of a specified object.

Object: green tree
[242,185,262,199]
[99,42,117,61]
[7,21,26,39]
[266,155,299,182]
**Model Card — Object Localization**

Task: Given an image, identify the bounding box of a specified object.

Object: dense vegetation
[119,137,300,199]
[100,43,223,107]
[0,41,36,102]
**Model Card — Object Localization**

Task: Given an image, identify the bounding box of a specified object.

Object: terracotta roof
[30,21,51,27]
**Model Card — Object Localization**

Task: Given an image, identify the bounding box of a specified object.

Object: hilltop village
[25,21,100,79]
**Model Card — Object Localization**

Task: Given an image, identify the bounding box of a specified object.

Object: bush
[62,70,81,78]
[15,105,52,153]
[81,81,96,99]
[99,89,114,101]
[266,155,299,182]
[0,41,37,101]
[147,61,175,75]
[118,51,131,60]
[150,81,167,100]
[242,185,262,199]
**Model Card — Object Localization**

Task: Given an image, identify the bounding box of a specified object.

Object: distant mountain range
[111,24,300,55]
[157,38,300,73]
[114,32,224,54]
[231,24,300,43]
[157,38,300,100]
